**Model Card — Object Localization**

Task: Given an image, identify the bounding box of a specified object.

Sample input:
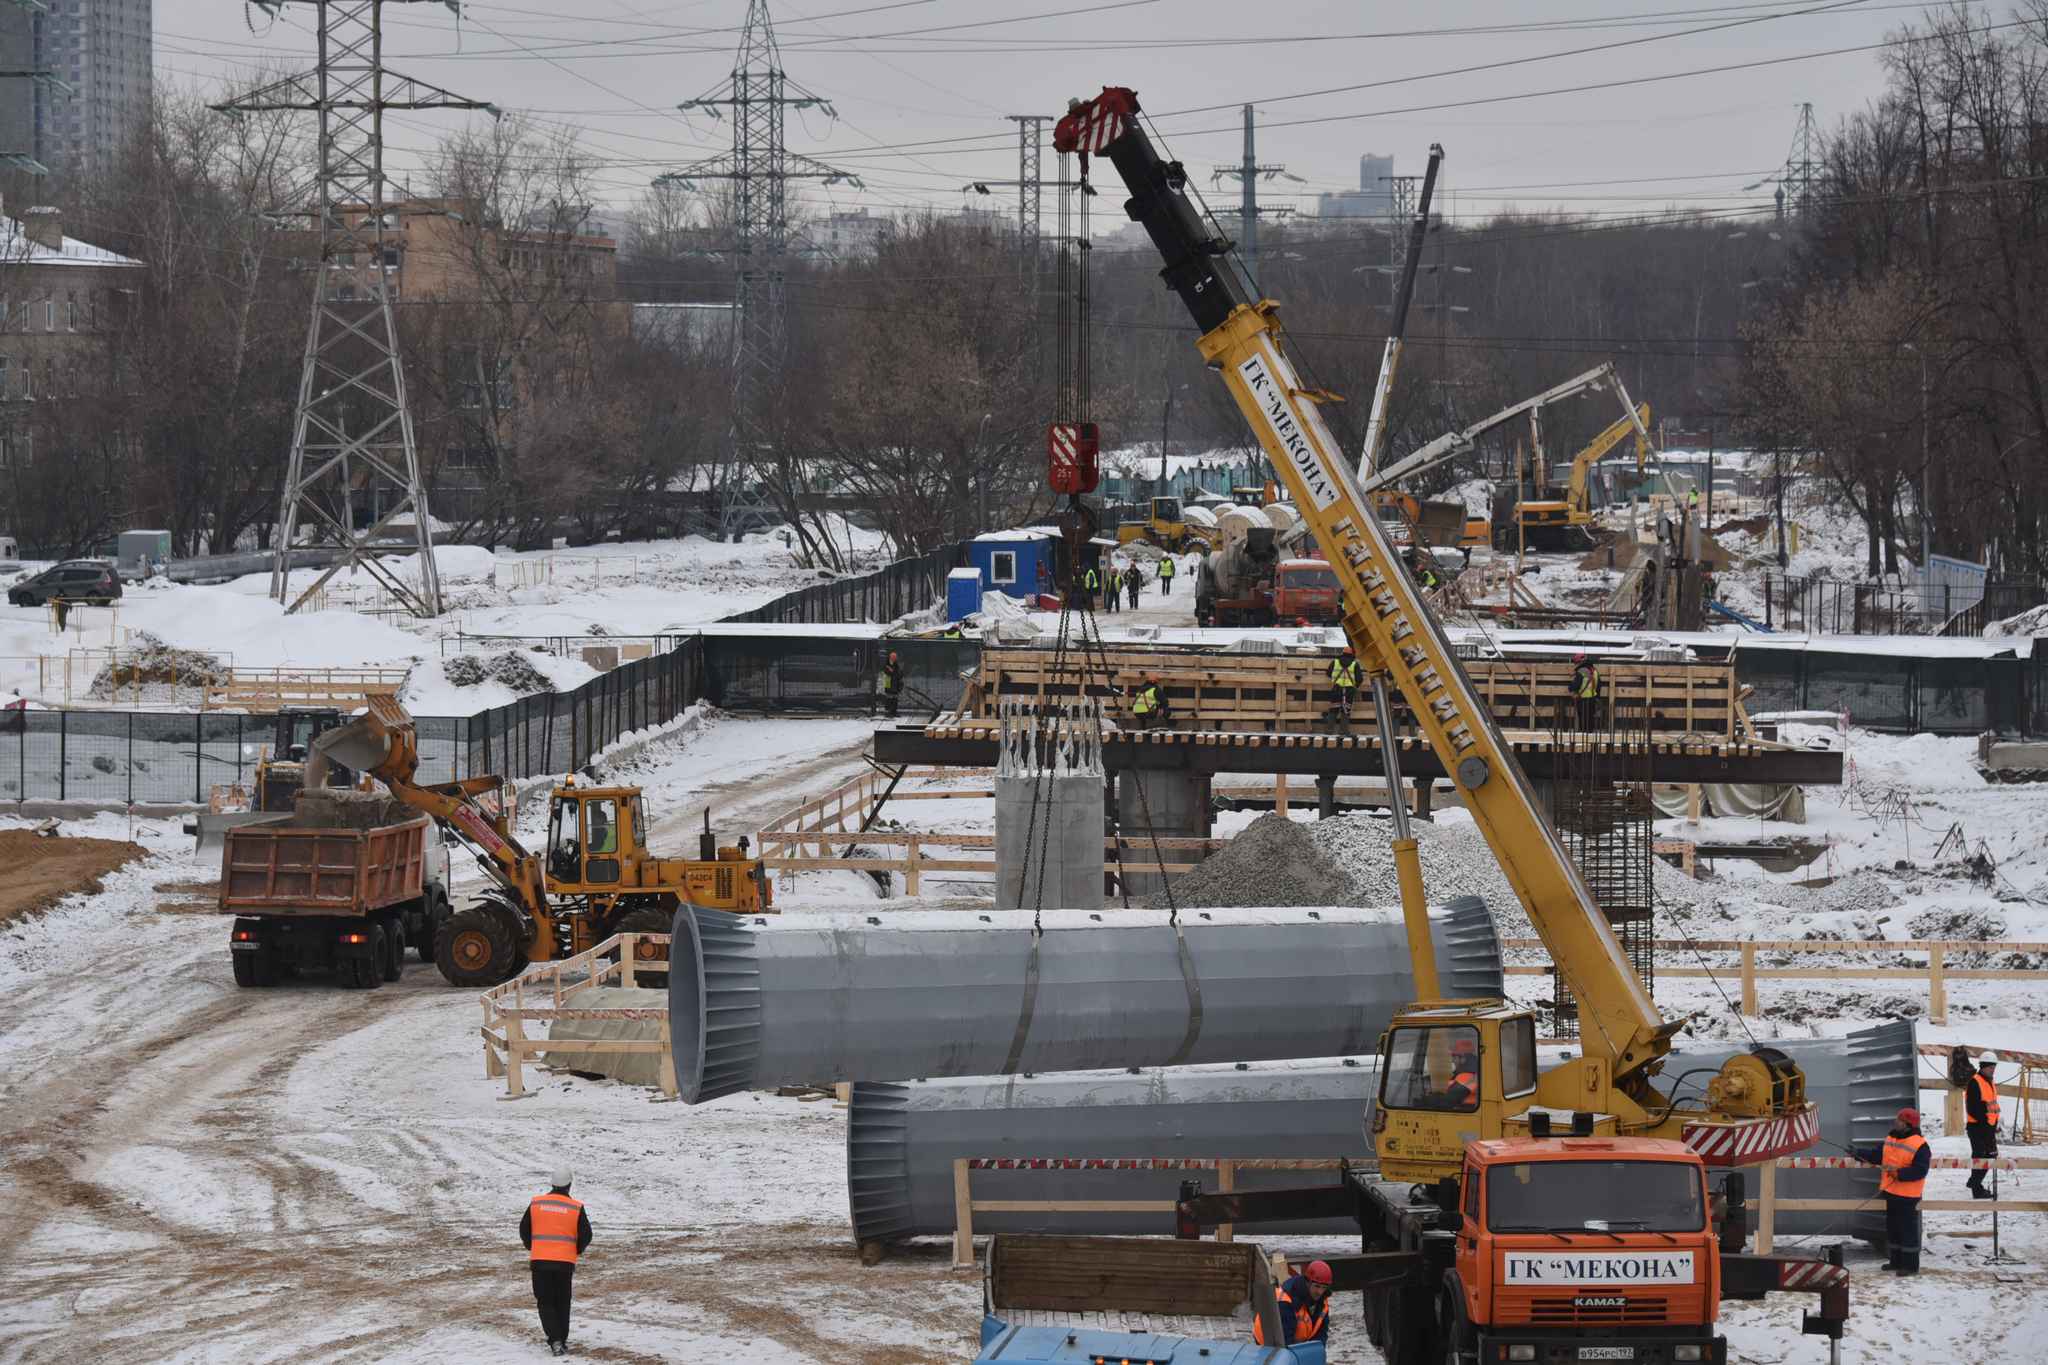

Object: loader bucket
[308,713,394,786]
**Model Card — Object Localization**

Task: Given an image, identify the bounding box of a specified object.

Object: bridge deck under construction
[875,723,1844,785]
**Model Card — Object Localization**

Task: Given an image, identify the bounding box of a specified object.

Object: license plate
[1578,1351,1634,1362]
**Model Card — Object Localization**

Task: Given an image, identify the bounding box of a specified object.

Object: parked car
[7,560,123,607]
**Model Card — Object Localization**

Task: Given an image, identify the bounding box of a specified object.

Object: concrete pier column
[994,700,1104,912]
[1314,773,1338,819]
[1114,767,1211,898]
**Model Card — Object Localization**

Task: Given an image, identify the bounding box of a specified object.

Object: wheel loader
[309,694,771,987]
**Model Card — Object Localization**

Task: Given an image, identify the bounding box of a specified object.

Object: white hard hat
[1981,1052,2001,1067]
[551,1166,574,1189]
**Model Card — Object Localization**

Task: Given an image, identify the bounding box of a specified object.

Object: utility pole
[219,0,494,617]
[657,0,860,542]
[1209,104,1297,280]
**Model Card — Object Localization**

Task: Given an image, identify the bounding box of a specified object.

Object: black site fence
[719,542,968,625]
[1733,641,2034,735]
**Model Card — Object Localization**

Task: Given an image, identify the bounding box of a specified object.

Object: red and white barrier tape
[1774,1155,2024,1170]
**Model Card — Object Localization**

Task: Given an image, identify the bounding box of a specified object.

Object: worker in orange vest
[1252,1258,1332,1347]
[521,1166,593,1355]
[1966,1051,2003,1199]
[1858,1108,1929,1276]
[1444,1037,1481,1110]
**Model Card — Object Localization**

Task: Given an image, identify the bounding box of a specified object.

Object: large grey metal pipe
[667,896,1501,1104]
[844,1022,1914,1247]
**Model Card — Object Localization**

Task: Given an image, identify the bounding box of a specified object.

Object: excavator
[1045,88,1843,1365]
[310,694,770,986]
[1516,399,1655,547]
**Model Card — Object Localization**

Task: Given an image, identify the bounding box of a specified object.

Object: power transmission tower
[1785,101,1819,215]
[1006,114,1045,241]
[657,0,860,541]
[217,0,492,618]
[1209,103,1297,277]
[1751,103,1820,220]
[1382,172,1422,302]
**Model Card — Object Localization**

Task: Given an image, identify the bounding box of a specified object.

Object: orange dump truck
[218,796,452,991]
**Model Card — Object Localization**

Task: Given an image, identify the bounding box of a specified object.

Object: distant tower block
[995,700,1105,911]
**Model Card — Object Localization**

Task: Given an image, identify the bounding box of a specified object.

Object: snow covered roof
[0,218,143,268]
[972,527,1059,542]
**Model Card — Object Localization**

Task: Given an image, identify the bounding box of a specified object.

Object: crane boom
[1363,362,1620,495]
[1056,89,1672,1087]
[1357,144,1442,478]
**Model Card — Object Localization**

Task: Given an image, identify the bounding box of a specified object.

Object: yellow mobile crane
[1055,88,1815,1176]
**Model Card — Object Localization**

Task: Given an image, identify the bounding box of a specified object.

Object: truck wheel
[381,918,404,982]
[1381,1286,1435,1365]
[1438,1292,1476,1365]
[437,906,520,986]
[614,905,675,990]
[232,950,274,988]
[340,925,385,990]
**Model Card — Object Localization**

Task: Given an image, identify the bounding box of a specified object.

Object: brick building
[320,197,617,304]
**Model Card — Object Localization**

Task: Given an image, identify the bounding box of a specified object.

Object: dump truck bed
[218,797,429,917]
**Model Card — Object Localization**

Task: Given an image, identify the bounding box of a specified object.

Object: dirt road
[0,720,977,1364]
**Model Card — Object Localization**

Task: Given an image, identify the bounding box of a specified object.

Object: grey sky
[154,0,1947,229]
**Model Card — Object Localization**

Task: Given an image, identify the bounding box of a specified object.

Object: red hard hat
[1452,1037,1478,1055]
[1304,1259,1333,1286]
[1898,1107,1921,1127]
[1573,651,1588,662]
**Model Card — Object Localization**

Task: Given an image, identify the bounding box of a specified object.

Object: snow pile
[1987,601,2048,638]
[401,649,600,714]
[87,633,231,699]
[1845,731,1986,793]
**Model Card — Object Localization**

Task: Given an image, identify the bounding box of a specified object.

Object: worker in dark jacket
[1857,1107,1930,1275]
[521,1166,594,1356]
[1966,1051,2003,1199]
[1253,1259,1332,1347]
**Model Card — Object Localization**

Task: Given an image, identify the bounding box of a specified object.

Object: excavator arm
[1563,401,1651,516]
[1056,88,1673,1090]
[309,694,548,918]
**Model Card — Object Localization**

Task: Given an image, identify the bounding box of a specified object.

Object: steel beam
[872,726,1845,786]
[668,897,1501,1104]
[843,1023,1912,1247]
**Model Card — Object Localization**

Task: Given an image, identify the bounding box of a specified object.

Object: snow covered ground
[3,705,2048,1359]
[0,525,890,714]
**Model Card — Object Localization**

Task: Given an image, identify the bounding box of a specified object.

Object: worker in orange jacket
[1966,1051,2003,1199]
[521,1166,594,1355]
[1252,1259,1333,1347]
[1858,1108,1929,1276]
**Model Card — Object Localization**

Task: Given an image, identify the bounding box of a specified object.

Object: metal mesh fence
[717,543,966,625]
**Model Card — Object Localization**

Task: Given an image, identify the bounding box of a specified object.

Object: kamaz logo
[1573,1295,1628,1309]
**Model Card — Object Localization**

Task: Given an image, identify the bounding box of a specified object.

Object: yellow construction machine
[1515,399,1654,547]
[1057,87,1816,1180]
[311,694,770,986]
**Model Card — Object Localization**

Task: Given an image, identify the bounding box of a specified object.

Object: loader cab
[1371,1005,1540,1183]
[547,785,648,890]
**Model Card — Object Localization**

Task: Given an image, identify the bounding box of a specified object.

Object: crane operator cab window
[583,798,621,883]
[1379,1019,1538,1114]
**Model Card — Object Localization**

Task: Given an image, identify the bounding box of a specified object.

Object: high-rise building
[0,0,152,182]
[1316,152,1396,219]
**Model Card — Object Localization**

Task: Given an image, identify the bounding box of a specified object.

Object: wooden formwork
[480,931,676,1099]
[974,647,1744,738]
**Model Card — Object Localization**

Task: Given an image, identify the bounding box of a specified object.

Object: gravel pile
[88,632,230,698]
[1150,813,1353,908]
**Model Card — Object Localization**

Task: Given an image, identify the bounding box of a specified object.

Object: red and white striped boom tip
[1680,1107,1820,1164]
[1054,87,1139,158]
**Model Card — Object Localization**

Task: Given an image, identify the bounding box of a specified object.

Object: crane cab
[1372,1004,1550,1184]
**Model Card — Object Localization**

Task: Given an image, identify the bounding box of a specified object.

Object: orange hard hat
[1452,1037,1478,1055]
[1304,1259,1333,1286]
